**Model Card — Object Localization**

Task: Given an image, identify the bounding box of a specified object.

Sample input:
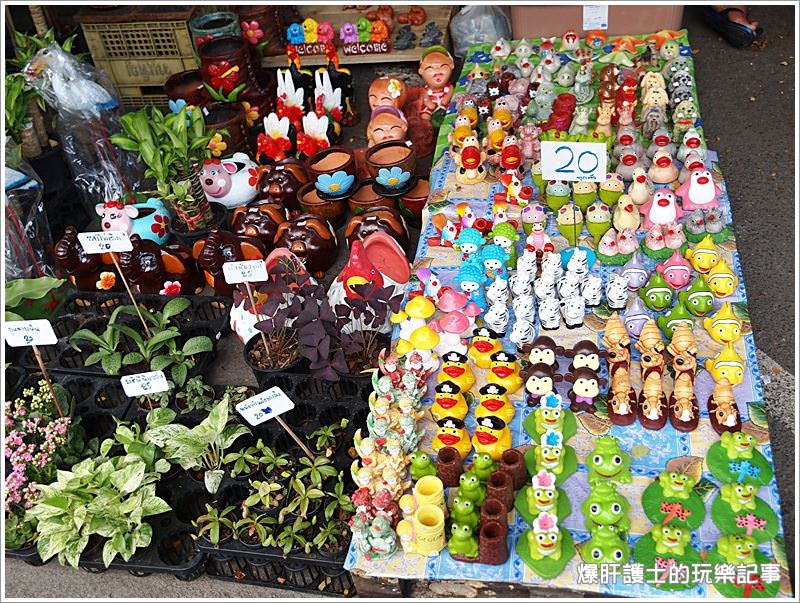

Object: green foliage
[234,513,276,546]
[324,472,355,522]
[68,306,127,375]
[150,335,213,388]
[256,442,292,480]
[102,407,179,475]
[193,504,236,546]
[297,455,338,486]
[313,519,348,552]
[176,375,215,414]
[280,478,324,523]
[309,418,349,454]
[5,509,37,550]
[274,517,312,556]
[4,74,35,142]
[117,323,182,366]
[222,445,260,479]
[243,479,284,511]
[118,298,191,334]
[8,28,83,68]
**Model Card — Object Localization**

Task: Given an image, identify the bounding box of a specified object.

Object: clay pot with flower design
[365,140,417,197]
[306,146,357,206]
[297,182,346,229]
[190,12,240,52]
[237,6,285,58]
[399,178,430,225]
[204,102,250,155]
[164,70,206,107]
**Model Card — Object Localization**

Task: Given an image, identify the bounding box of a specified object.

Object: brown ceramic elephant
[118,234,202,295]
[192,227,267,296]
[54,226,121,292]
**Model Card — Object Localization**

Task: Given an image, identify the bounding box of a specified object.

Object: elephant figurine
[273,214,338,279]
[253,158,309,214]
[54,226,121,292]
[344,205,409,253]
[230,203,289,249]
[95,198,170,245]
[118,234,202,295]
[191,227,267,296]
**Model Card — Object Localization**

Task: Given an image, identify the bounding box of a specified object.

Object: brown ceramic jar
[204,102,249,156]
[485,471,514,512]
[498,449,527,491]
[365,141,416,196]
[399,178,429,225]
[436,447,463,488]
[478,521,509,566]
[297,182,346,229]
[236,6,285,58]
[164,70,207,106]
[306,147,358,201]
[348,179,395,214]
[344,205,409,252]
[479,497,507,528]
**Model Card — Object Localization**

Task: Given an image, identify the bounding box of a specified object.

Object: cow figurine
[95,198,170,245]
[201,153,265,209]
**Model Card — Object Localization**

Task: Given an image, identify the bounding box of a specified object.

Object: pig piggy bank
[95,198,170,245]
[200,152,264,209]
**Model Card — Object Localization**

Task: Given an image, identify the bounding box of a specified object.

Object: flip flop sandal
[701,6,760,48]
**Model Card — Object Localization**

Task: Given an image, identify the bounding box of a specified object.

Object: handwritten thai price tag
[222,260,269,285]
[4,320,57,347]
[236,387,295,427]
[77,231,132,253]
[120,371,170,397]
[541,141,607,182]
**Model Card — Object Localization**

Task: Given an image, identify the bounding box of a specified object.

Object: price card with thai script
[541,140,607,182]
[222,260,269,285]
[120,371,170,397]
[4,320,57,347]
[236,387,295,427]
[77,231,133,253]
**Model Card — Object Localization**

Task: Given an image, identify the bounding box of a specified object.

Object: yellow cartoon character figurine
[433,416,472,459]
[705,343,746,386]
[703,302,742,344]
[475,383,515,424]
[472,415,511,461]
[438,351,476,392]
[432,381,469,422]
[704,259,739,298]
[684,234,720,274]
[486,351,523,393]
[302,18,319,43]
[468,327,503,369]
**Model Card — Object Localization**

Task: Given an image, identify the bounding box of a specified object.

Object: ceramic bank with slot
[120,371,170,397]
[4,319,57,347]
[541,141,607,182]
[76,230,133,254]
[236,386,295,427]
[222,260,269,285]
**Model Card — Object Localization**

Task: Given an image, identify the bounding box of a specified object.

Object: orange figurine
[370,18,389,42]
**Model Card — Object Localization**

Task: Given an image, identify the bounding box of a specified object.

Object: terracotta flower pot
[348,179,395,214]
[399,178,429,225]
[365,140,417,197]
[204,102,249,156]
[485,471,514,512]
[478,520,509,565]
[164,70,206,106]
[306,147,357,202]
[498,448,527,491]
[479,497,507,528]
[297,182,346,229]
[435,446,463,488]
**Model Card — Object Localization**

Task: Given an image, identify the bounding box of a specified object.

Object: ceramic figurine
[671,100,699,143]
[609,196,639,232]
[704,343,746,386]
[557,271,583,299]
[703,302,742,344]
[485,277,510,307]
[604,272,630,311]
[656,300,694,340]
[655,249,692,290]
[645,127,676,160]
[476,383,514,424]
[448,521,480,559]
[538,297,562,330]
[607,370,636,426]
[646,149,679,185]
[564,367,606,413]
[531,392,568,436]
[272,214,337,279]
[524,213,554,255]
[432,381,469,422]
[433,417,472,459]
[540,253,565,283]
[708,378,741,435]
[526,470,559,517]
[587,436,632,485]
[638,271,674,312]
[511,293,535,323]
[684,234,721,274]
[526,335,561,370]
[479,244,510,283]
[705,258,739,298]
[438,351,475,392]
[471,452,499,483]
[487,351,523,394]
[468,327,503,369]
[533,430,566,476]
[581,481,631,538]
[627,167,654,206]
[191,228,266,296]
[455,136,488,185]
[716,534,757,565]
[650,524,691,556]
[457,471,486,507]
[570,181,597,214]
[617,252,647,292]
[544,180,570,213]
[472,416,511,462]
[524,362,563,408]
[615,147,650,183]
[666,323,700,431]
[418,45,454,120]
[676,168,721,212]
[640,190,682,229]
[583,201,611,243]
[518,123,541,164]
[677,127,707,163]
[676,275,714,318]
[118,235,201,296]
[524,511,565,564]
[581,274,603,307]
[408,451,438,482]
[622,297,651,339]
[598,173,625,206]
[455,264,488,311]
[95,198,171,245]
[560,294,586,328]
[580,524,629,565]
[488,221,520,268]
[484,301,510,336]
[573,62,595,105]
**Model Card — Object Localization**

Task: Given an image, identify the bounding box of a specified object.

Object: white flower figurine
[263,112,290,139]
[302,112,330,144]
[276,69,304,109]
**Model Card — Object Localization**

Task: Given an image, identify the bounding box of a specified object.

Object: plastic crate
[117,85,170,111]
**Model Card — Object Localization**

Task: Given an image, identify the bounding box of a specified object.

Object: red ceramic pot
[348,179,395,214]
[364,140,417,197]
[399,178,429,225]
[204,102,250,156]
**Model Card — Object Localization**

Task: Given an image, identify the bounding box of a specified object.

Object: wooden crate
[261,5,454,67]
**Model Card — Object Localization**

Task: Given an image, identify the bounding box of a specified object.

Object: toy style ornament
[523,363,562,408]
[96,198,171,246]
[703,302,742,344]
[587,436,632,486]
[704,258,739,298]
[486,351,523,394]
[432,381,469,422]
[675,168,721,212]
[408,451,437,482]
[708,378,742,435]
[475,384,514,425]
[468,327,503,369]
[472,416,511,462]
[639,272,674,312]
[656,300,695,340]
[582,481,631,538]
[418,46,454,122]
[666,324,699,431]
[705,343,746,386]
[564,368,606,414]
[433,417,472,460]
[517,510,575,579]
[684,234,721,274]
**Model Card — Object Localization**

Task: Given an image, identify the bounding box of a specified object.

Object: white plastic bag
[449,6,512,58]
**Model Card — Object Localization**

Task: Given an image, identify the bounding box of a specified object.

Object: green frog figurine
[582,482,631,536]
[526,469,558,515]
[448,522,479,558]
[526,512,563,560]
[720,483,758,513]
[409,451,438,482]
[471,452,498,482]
[651,524,691,557]
[586,436,632,485]
[450,496,479,530]
[720,431,757,460]
[456,471,487,507]
[658,471,697,500]
[717,534,757,565]
[580,524,629,565]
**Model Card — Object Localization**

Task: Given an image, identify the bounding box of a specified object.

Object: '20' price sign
[541,141,608,182]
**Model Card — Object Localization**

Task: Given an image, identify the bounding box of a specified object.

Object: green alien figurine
[678,276,715,317]
[580,524,629,565]
[450,496,479,530]
[582,482,631,536]
[651,524,692,556]
[656,300,694,340]
[526,469,559,515]
[409,451,438,482]
[716,534,757,565]
[526,511,563,560]
[720,483,758,513]
[657,471,697,500]
[448,522,479,558]
[471,452,498,482]
[456,471,486,507]
[639,272,674,312]
[488,221,520,268]
[720,431,757,460]
[586,436,632,485]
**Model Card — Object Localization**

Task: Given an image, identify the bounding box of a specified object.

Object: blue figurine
[286,23,306,45]
[478,244,509,282]
[456,263,488,311]
[454,227,485,262]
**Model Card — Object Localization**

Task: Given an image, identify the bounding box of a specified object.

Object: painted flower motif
[207,61,240,92]
[316,170,354,195]
[195,34,214,47]
[263,113,290,139]
[247,167,260,187]
[256,133,292,162]
[96,272,116,290]
[376,167,411,190]
[240,20,264,44]
[168,99,194,126]
[208,133,227,157]
[150,214,168,238]
[387,78,402,99]
[160,281,182,296]
[241,101,259,128]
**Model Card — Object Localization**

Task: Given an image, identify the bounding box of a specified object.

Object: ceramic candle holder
[306,147,358,202]
[348,179,395,213]
[189,11,239,50]
[436,446,463,488]
[412,504,446,556]
[499,448,527,490]
[163,70,206,106]
[479,521,509,565]
[296,182,346,229]
[365,140,417,197]
[486,470,514,512]
[414,475,446,514]
[399,178,429,225]
[480,497,508,528]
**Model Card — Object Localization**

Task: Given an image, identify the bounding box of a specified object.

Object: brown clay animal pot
[231,203,289,249]
[253,159,308,214]
[273,214,338,279]
[344,205,409,252]
[118,235,202,295]
[306,147,358,201]
[191,227,267,296]
[54,226,120,292]
[479,497,507,528]
[297,182,346,229]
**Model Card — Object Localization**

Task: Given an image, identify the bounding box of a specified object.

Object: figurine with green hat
[488,221,520,268]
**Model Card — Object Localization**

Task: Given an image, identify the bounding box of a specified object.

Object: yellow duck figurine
[492,99,513,131]
[704,259,739,298]
[437,351,476,392]
[450,113,475,148]
[486,351,524,394]
[705,343,746,386]
[432,381,469,422]
[475,383,515,424]
[703,302,743,345]
[433,416,472,459]
[684,234,721,274]
[460,98,479,127]
[472,415,512,461]
[468,327,503,369]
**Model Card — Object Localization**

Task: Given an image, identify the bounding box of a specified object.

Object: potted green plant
[313,519,350,559]
[242,479,285,516]
[256,442,296,485]
[234,513,276,548]
[175,375,215,415]
[274,517,313,557]
[193,504,237,547]
[5,73,40,159]
[223,444,261,480]
[68,308,126,375]
[296,455,338,486]
[324,472,356,522]
[309,418,349,456]
[280,478,324,523]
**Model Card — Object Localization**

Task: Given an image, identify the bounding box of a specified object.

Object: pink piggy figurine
[200,152,262,209]
[656,249,692,289]
[518,123,542,163]
[95,198,170,245]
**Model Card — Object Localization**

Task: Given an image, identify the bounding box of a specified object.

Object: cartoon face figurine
[432,381,469,422]
[678,275,715,317]
[567,340,603,372]
[472,415,511,461]
[535,429,565,475]
[528,335,561,370]
[533,392,565,435]
[433,416,472,460]
[418,46,455,117]
[471,452,498,483]
[622,297,651,339]
[582,482,631,536]
[641,189,683,228]
[476,383,514,424]
[580,524,628,565]
[450,497,479,530]
[704,258,739,298]
[651,524,692,556]
[286,22,305,45]
[456,264,487,311]
[479,244,510,282]
[526,469,558,515]
[639,272,674,311]
[524,363,561,408]
[487,351,523,393]
[658,471,698,500]
[408,451,438,481]
[656,249,692,289]
[656,300,695,340]
[456,471,486,507]
[586,436,632,485]
[366,107,408,147]
[684,234,720,274]
[720,431,756,460]
[703,302,743,344]
[448,522,479,558]
[717,534,757,565]
[705,343,746,386]
[438,351,476,393]
[526,512,563,560]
